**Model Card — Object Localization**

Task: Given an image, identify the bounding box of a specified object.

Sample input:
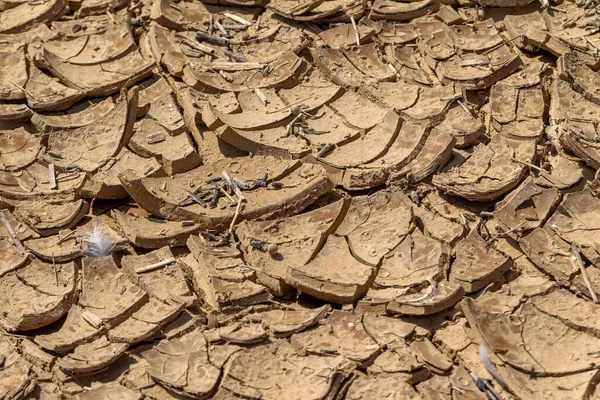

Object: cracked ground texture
[3,0,600,398]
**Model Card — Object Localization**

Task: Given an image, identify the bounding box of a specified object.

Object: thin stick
[214,20,229,37]
[184,190,207,208]
[57,230,75,244]
[229,200,244,235]
[254,88,269,106]
[8,79,35,97]
[208,15,214,35]
[106,10,115,23]
[3,332,33,339]
[196,31,229,46]
[0,210,26,255]
[223,50,247,63]
[457,100,474,118]
[82,310,103,328]
[175,34,215,55]
[42,172,82,184]
[572,242,599,303]
[490,220,528,240]
[223,12,251,26]
[482,35,522,55]
[216,263,255,271]
[511,157,545,173]
[548,5,566,12]
[285,114,303,134]
[135,257,176,274]
[48,163,57,190]
[317,143,334,157]
[219,70,234,82]
[223,171,246,202]
[52,254,58,286]
[585,37,600,55]
[219,186,238,205]
[290,1,311,12]
[266,96,311,114]
[350,16,360,46]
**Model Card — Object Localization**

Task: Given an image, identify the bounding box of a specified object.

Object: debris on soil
[3,0,600,398]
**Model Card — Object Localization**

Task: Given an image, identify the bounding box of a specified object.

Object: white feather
[82,225,115,257]
[478,345,508,389]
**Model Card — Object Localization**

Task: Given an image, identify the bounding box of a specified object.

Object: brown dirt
[3,0,600,399]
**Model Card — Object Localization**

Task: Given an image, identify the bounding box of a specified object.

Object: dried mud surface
[2,0,600,398]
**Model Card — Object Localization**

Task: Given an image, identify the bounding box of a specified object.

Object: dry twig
[0,211,26,255]
[223,171,246,202]
[350,16,360,46]
[572,242,599,303]
[135,257,176,274]
[48,163,57,190]
[223,12,251,26]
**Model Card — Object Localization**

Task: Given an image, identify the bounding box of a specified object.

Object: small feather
[82,225,115,257]
[478,345,508,389]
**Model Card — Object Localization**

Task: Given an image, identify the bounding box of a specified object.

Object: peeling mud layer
[3,0,600,399]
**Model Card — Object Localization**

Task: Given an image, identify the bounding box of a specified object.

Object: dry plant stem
[52,254,58,286]
[290,1,310,12]
[48,163,57,190]
[128,1,142,11]
[219,186,238,205]
[0,211,26,255]
[214,20,228,37]
[223,50,247,62]
[585,37,600,54]
[482,35,522,55]
[175,34,215,55]
[572,242,599,303]
[196,31,229,46]
[223,12,251,26]
[223,171,246,201]
[57,172,82,182]
[135,257,176,274]
[457,100,474,117]
[489,220,527,242]
[82,310,102,328]
[8,79,35,97]
[511,157,545,173]
[267,96,311,114]
[229,200,245,235]
[317,143,334,157]
[254,88,269,106]
[350,16,360,46]
[3,332,32,339]
[57,230,75,244]
[286,114,303,133]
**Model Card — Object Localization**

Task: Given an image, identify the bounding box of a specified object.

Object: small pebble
[266,243,278,256]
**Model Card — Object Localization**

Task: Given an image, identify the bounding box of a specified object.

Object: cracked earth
[2,0,600,398]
